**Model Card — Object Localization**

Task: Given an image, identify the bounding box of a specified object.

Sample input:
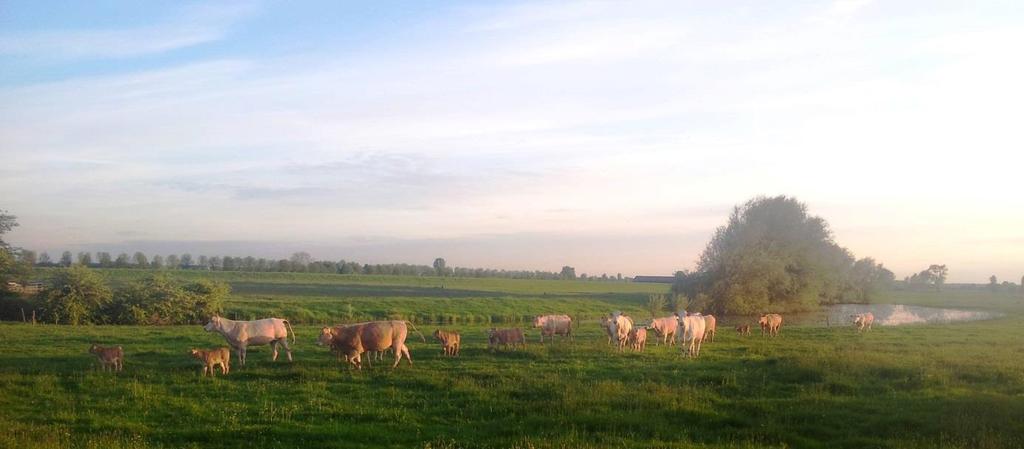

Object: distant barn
[633,276,676,284]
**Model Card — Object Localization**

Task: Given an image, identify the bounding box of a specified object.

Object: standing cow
[759,314,783,337]
[203,316,294,366]
[600,316,616,345]
[318,320,423,369]
[703,315,717,342]
[487,328,527,351]
[608,312,633,352]
[852,312,874,332]
[677,312,706,358]
[533,314,574,343]
[647,316,679,346]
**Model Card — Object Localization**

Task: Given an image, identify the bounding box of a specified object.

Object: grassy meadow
[2,272,1023,448]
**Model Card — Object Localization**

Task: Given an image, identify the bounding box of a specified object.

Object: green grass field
[2,272,1023,448]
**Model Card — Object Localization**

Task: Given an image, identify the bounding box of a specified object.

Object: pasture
[1,273,1023,448]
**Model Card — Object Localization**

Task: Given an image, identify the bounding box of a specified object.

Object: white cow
[608,312,633,352]
[677,312,706,358]
[533,314,574,343]
[203,316,295,366]
[647,316,679,346]
[852,312,875,332]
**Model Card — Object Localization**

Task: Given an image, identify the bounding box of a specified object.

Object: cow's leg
[239,345,247,366]
[278,337,293,362]
[401,344,412,366]
[271,340,280,361]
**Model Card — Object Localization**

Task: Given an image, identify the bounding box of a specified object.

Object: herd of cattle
[86,311,877,376]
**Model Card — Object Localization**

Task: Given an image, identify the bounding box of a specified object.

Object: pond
[772,304,1002,327]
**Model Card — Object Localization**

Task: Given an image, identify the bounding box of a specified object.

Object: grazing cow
[703,315,717,342]
[433,329,461,357]
[735,324,751,336]
[628,327,647,352]
[487,328,526,351]
[533,314,574,343]
[203,316,295,366]
[759,314,783,337]
[190,347,231,377]
[89,344,123,372]
[852,313,875,332]
[608,312,633,351]
[318,320,424,370]
[677,313,706,358]
[647,316,679,346]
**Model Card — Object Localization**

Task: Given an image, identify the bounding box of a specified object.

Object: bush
[105,275,229,325]
[39,265,113,325]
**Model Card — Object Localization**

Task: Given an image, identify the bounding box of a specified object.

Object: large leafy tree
[689,196,866,314]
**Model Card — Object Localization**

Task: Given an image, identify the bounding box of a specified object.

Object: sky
[1,0,1022,282]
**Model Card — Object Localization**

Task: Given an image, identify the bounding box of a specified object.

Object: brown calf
[89,344,123,372]
[190,347,231,377]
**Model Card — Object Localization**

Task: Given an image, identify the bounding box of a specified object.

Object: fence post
[21,308,26,323]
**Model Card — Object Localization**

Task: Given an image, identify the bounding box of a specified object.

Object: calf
[89,344,123,372]
[735,324,751,336]
[190,347,231,377]
[759,314,783,337]
[628,327,647,352]
[433,329,461,357]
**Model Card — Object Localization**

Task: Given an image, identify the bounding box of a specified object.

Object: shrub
[39,265,112,325]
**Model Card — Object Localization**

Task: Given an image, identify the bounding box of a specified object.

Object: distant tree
[165,254,180,269]
[616,273,622,281]
[151,255,164,269]
[198,255,208,268]
[560,266,576,280]
[114,253,130,268]
[989,275,998,292]
[0,209,17,250]
[133,252,148,268]
[60,251,73,267]
[38,252,51,265]
[433,258,447,277]
[39,265,112,325]
[927,264,948,290]
[208,256,222,270]
[290,252,313,270]
[646,294,667,317]
[18,249,36,266]
[97,252,113,267]
[180,253,193,267]
[77,252,92,266]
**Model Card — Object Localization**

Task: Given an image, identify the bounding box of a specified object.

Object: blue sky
[2,0,1023,281]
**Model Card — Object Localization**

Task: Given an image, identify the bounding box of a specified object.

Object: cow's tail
[284,319,296,345]
[406,321,426,342]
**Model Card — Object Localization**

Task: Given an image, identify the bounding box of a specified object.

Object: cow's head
[317,327,337,346]
[851,314,864,324]
[532,316,544,328]
[758,315,768,326]
[203,315,222,332]
[88,344,99,354]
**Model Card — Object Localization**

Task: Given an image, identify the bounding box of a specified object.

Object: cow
[608,312,633,352]
[759,314,783,337]
[735,324,751,336]
[190,347,231,377]
[487,328,526,351]
[600,316,615,345]
[647,316,679,346]
[852,312,874,332]
[89,344,123,372]
[533,314,574,343]
[317,320,424,370]
[677,313,706,358]
[702,315,717,342]
[203,316,294,366]
[628,327,647,352]
[433,329,461,357]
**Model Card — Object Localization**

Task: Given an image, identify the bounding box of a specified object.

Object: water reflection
[760,304,1000,327]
